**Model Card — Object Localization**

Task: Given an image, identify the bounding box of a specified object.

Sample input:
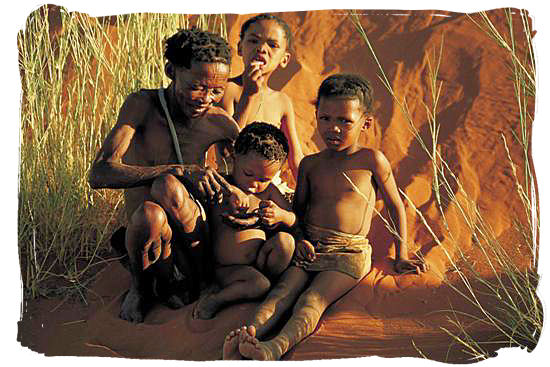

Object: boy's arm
[372,150,426,274]
[88,93,199,190]
[280,95,304,181]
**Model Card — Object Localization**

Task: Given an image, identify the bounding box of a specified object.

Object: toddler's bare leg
[193,265,270,320]
[240,270,361,360]
[256,232,295,278]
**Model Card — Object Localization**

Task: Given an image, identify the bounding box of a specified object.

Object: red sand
[17,8,539,363]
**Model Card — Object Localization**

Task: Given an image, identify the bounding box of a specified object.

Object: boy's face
[232,152,282,194]
[169,61,230,119]
[316,97,372,151]
[238,19,290,74]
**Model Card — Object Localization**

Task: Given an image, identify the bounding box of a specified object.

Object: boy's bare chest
[310,165,375,200]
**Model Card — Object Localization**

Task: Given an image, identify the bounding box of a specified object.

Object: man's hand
[295,239,316,263]
[196,167,233,204]
[394,257,428,275]
[258,200,286,228]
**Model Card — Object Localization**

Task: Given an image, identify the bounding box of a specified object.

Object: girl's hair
[239,13,294,52]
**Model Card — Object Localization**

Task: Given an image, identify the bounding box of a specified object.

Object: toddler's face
[316,97,369,151]
[239,19,290,74]
[232,152,282,194]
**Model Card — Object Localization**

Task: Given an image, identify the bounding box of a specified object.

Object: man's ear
[279,51,291,69]
[165,62,175,80]
[362,116,374,131]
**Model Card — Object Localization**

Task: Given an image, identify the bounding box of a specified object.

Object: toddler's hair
[239,13,294,52]
[316,74,374,113]
[164,28,231,69]
[234,122,289,163]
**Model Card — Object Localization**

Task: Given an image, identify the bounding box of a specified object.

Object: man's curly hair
[239,13,294,52]
[234,122,289,163]
[316,73,374,114]
[164,28,231,69]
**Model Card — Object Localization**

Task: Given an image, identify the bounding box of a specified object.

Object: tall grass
[17,5,227,300]
[349,8,540,360]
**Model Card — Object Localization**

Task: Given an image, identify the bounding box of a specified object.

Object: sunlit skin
[192,152,297,320]
[223,96,427,360]
[221,19,304,180]
[88,60,240,323]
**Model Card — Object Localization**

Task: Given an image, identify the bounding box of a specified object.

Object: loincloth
[292,223,372,279]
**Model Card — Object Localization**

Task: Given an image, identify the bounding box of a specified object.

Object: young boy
[88,28,239,323]
[221,13,304,181]
[192,122,297,320]
[222,74,427,360]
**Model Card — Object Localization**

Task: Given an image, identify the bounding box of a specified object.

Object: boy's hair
[164,28,231,69]
[239,13,294,52]
[316,74,374,114]
[234,122,289,163]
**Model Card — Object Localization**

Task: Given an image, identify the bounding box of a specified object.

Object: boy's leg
[193,265,271,320]
[248,266,309,339]
[240,270,362,360]
[122,201,173,323]
[256,232,295,279]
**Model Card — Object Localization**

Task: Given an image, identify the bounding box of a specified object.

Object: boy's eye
[243,170,253,177]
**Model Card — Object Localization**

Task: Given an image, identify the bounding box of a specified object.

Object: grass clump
[17,5,227,300]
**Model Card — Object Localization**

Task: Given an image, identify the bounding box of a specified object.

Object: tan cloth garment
[292,223,372,279]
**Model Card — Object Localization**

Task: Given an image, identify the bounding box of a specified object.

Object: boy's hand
[295,239,316,263]
[258,200,285,228]
[242,61,265,95]
[394,258,428,275]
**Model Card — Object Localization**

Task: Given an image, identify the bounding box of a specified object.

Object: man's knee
[151,174,190,211]
[127,201,172,268]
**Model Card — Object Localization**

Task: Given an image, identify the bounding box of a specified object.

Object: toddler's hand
[228,186,250,214]
[296,239,316,263]
[258,200,284,228]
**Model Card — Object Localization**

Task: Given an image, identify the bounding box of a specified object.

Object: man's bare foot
[119,287,151,323]
[222,326,247,360]
[192,293,220,320]
[238,326,275,361]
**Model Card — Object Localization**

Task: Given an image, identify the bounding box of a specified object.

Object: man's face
[316,97,370,151]
[238,19,290,74]
[172,61,230,119]
[232,152,282,194]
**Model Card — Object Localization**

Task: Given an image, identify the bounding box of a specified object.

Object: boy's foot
[238,326,274,361]
[222,326,246,360]
[119,287,151,323]
[192,293,219,319]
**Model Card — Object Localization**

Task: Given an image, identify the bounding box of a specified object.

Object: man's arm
[372,150,426,274]
[280,95,304,181]
[88,93,196,190]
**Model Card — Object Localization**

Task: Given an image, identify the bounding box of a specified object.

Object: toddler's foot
[222,326,247,360]
[238,325,276,360]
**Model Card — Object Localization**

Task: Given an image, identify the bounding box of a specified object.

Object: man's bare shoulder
[119,89,160,127]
